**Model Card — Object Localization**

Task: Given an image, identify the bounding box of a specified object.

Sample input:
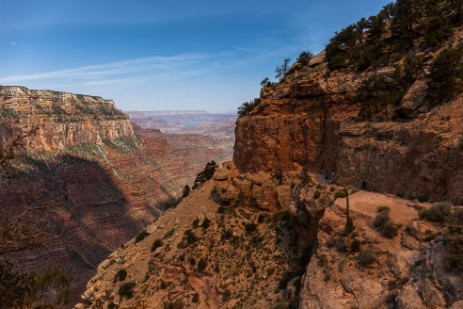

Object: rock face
[78,160,463,309]
[76,180,301,309]
[233,54,463,204]
[76,4,463,308]
[0,86,232,306]
[299,192,463,309]
[0,86,134,152]
[76,162,334,309]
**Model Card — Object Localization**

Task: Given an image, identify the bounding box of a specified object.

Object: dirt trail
[335,190,420,225]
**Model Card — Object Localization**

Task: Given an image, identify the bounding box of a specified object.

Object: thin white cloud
[0,53,211,83]
[0,44,296,107]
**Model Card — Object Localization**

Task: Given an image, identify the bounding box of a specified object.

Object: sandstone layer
[234,53,463,204]
[0,86,133,152]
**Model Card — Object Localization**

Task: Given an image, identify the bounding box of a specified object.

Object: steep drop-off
[0,86,231,305]
[234,50,463,204]
[78,2,463,308]
[0,86,134,151]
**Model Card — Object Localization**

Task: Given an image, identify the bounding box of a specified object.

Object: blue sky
[0,0,392,112]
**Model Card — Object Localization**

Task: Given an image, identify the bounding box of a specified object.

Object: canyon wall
[0,86,134,151]
[233,55,463,204]
[0,86,231,305]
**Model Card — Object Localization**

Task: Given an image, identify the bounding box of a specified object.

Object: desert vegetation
[192,160,218,189]
[326,0,463,72]
[0,261,72,307]
[237,98,261,118]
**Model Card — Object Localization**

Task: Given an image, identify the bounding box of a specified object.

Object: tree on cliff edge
[275,58,291,81]
[193,160,218,189]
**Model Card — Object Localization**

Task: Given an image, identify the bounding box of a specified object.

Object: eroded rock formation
[0,86,232,305]
[234,52,463,204]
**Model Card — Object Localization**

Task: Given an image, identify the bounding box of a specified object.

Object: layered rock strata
[0,86,232,305]
[0,86,134,152]
[234,54,463,203]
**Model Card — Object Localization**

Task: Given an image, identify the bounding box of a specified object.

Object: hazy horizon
[1,0,391,113]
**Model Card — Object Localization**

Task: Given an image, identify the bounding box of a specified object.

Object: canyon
[4,1,463,308]
[77,6,463,308]
[0,86,232,305]
[234,52,463,204]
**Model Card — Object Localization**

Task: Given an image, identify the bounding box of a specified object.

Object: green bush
[374,207,398,238]
[260,77,271,87]
[358,247,376,267]
[135,230,149,243]
[151,239,163,252]
[244,222,257,234]
[192,218,200,228]
[297,51,314,66]
[182,185,191,198]
[114,269,127,282]
[118,282,135,299]
[162,196,182,210]
[334,190,347,199]
[382,221,398,238]
[374,208,390,228]
[185,230,197,245]
[351,239,361,252]
[197,258,208,272]
[193,161,218,189]
[428,47,463,104]
[237,98,261,117]
[425,17,452,48]
[376,206,390,213]
[419,202,452,222]
[202,217,211,230]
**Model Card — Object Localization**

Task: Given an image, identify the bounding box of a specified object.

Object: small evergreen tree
[193,161,218,189]
[237,98,261,117]
[260,77,270,87]
[275,58,291,81]
[429,47,463,104]
[391,0,421,48]
[297,51,314,66]
[182,185,191,198]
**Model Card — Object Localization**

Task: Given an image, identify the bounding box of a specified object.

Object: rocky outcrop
[76,180,304,309]
[299,191,463,309]
[0,86,134,152]
[213,161,302,210]
[234,53,463,204]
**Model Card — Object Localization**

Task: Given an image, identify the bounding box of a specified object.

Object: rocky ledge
[234,52,463,204]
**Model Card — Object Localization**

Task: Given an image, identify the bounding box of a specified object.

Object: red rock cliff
[0,86,134,151]
[0,86,232,306]
[233,53,463,203]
